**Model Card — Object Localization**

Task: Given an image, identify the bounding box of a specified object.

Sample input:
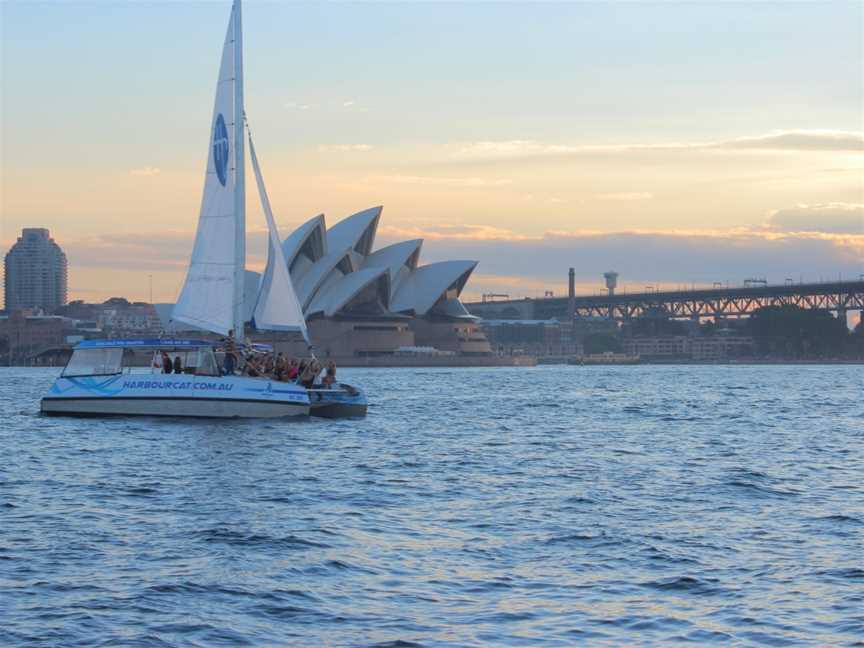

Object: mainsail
[248,129,310,343]
[173,0,244,338]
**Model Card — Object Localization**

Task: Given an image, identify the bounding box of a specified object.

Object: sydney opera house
[256,206,492,358]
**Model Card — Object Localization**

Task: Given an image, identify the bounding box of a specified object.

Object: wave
[193,527,331,550]
[640,576,730,596]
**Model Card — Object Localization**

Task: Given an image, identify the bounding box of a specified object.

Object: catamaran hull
[308,385,368,418]
[41,397,308,418]
[309,402,367,418]
[41,374,311,419]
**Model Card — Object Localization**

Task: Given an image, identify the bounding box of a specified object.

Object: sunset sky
[1,1,862,306]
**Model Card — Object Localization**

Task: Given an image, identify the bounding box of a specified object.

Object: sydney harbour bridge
[465,280,864,322]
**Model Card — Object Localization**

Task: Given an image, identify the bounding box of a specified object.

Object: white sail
[248,130,310,342]
[173,1,243,337]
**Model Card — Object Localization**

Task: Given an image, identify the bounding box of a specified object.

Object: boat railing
[307,383,359,396]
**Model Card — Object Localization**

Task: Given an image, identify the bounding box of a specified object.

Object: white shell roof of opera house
[280,207,477,319]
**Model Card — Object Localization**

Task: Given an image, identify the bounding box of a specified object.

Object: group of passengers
[238,353,337,388]
[217,331,337,388]
[156,333,338,388]
[159,351,184,375]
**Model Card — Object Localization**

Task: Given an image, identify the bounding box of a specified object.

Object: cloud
[61,231,192,271]
[284,101,315,110]
[460,273,626,301]
[455,140,582,158]
[286,100,364,111]
[453,130,864,160]
[59,230,272,272]
[318,144,374,152]
[719,131,864,152]
[60,223,864,282]
[130,166,160,176]
[767,203,864,234]
[596,192,654,201]
[462,273,568,299]
[369,174,512,188]
[379,223,533,241]
[377,226,864,290]
[25,224,862,303]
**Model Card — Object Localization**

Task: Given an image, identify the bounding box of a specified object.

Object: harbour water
[2,365,862,646]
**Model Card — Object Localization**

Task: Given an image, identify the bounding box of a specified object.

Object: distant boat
[41,0,366,418]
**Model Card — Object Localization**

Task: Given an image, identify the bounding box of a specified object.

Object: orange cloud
[453,130,864,160]
[378,223,534,241]
[5,222,860,304]
[317,144,374,152]
[129,166,161,176]
[595,192,654,201]
[766,202,863,234]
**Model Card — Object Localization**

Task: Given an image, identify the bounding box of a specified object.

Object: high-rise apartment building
[4,228,68,311]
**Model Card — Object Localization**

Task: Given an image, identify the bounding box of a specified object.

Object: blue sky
[1,1,862,302]
[4,2,861,151]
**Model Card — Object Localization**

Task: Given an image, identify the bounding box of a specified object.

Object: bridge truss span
[467,280,864,322]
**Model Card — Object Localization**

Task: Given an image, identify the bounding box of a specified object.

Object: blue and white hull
[41,374,310,419]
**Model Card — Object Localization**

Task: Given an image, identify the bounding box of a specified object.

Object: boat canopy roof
[75,339,217,350]
[73,339,275,352]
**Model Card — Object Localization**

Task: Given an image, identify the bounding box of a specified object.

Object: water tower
[603,271,619,296]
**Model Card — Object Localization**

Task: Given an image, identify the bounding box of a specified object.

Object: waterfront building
[623,335,690,360]
[480,317,621,357]
[0,311,70,365]
[157,206,494,358]
[54,298,161,334]
[622,335,754,361]
[4,228,68,311]
[97,299,162,333]
[275,206,492,357]
[480,319,565,356]
[687,336,754,361]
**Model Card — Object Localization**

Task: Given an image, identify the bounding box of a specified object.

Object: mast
[232,0,246,343]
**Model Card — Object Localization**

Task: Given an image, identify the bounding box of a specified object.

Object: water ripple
[1,365,862,646]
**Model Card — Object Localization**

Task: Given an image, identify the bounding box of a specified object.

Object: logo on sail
[213,114,230,186]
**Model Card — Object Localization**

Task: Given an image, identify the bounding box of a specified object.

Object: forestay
[248,131,310,343]
[172,3,241,336]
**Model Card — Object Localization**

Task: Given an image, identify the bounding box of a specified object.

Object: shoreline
[4,358,862,368]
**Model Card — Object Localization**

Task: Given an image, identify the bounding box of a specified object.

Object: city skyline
[1,1,862,307]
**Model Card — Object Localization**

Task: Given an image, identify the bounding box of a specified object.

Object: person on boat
[287,359,299,381]
[223,353,235,376]
[300,358,320,389]
[322,361,336,389]
[245,355,260,378]
[160,351,173,374]
[222,331,237,376]
[173,355,183,374]
[253,355,266,378]
[296,360,307,383]
[273,353,286,381]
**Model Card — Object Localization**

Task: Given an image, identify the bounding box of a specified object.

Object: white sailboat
[41,0,364,418]
[172,0,307,346]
